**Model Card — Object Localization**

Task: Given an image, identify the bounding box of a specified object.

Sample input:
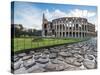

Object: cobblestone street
[12,38,97,74]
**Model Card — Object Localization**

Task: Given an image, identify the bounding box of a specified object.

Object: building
[42,13,96,38]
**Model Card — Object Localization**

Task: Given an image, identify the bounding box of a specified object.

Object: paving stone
[72,60,82,67]
[82,46,89,50]
[84,55,95,60]
[73,53,82,58]
[57,56,65,61]
[22,55,33,61]
[65,57,76,64]
[83,59,96,69]
[59,52,72,57]
[30,51,35,54]
[14,67,27,74]
[50,49,59,53]
[34,55,41,60]
[12,56,19,62]
[78,44,84,48]
[74,47,81,50]
[44,63,57,71]
[36,62,47,68]
[64,66,82,71]
[49,53,57,59]
[65,52,73,57]
[67,45,73,48]
[79,49,86,55]
[69,50,77,54]
[73,53,84,62]
[92,52,97,58]
[27,65,42,73]
[77,57,84,63]
[29,67,45,73]
[41,54,48,59]
[12,61,21,70]
[79,64,87,70]
[60,49,68,52]
[51,58,62,64]
[43,50,50,54]
[18,53,26,57]
[36,58,49,64]
[56,64,65,71]
[35,52,41,56]
[23,59,36,69]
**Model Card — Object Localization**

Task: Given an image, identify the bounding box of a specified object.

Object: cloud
[14,3,43,29]
[14,3,97,30]
[44,9,67,21]
[45,9,96,20]
[44,9,97,30]
[68,9,96,18]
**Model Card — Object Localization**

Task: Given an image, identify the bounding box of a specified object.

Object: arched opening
[63,32,65,37]
[44,24,47,29]
[76,24,78,30]
[76,32,78,37]
[84,33,86,37]
[85,25,86,31]
[66,32,68,37]
[52,30,55,35]
[73,32,75,37]
[69,32,72,37]
[57,25,59,31]
[60,24,62,31]
[83,32,84,37]
[44,30,47,36]
[82,25,84,31]
[63,24,65,31]
[79,32,81,37]
[70,27,72,30]
[60,32,61,37]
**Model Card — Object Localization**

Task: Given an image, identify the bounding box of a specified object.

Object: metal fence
[13,36,85,52]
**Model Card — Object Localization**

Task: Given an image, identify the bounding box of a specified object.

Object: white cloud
[14,3,97,30]
[44,9,97,30]
[14,3,43,29]
[44,9,67,21]
[45,9,96,20]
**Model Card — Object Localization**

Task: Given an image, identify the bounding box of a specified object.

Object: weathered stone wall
[42,16,96,38]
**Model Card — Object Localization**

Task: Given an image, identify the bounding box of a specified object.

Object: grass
[12,37,85,52]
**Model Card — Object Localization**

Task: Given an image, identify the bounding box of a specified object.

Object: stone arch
[69,32,72,37]
[44,30,47,36]
[76,32,78,37]
[73,32,75,37]
[63,24,65,31]
[66,32,68,37]
[82,32,84,37]
[60,32,61,37]
[63,32,65,37]
[60,24,62,31]
[44,24,47,29]
[79,32,81,37]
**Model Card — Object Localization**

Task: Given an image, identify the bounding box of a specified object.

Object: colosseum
[42,13,96,38]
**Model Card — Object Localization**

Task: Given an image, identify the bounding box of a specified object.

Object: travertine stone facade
[42,13,96,38]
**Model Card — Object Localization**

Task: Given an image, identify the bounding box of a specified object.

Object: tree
[13,24,24,37]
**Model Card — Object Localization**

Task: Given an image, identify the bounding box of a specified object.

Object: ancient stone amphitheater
[42,14,96,38]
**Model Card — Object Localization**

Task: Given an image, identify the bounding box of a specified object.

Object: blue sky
[11,1,97,30]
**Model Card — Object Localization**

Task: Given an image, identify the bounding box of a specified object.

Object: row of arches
[55,24,87,31]
[55,32,87,38]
